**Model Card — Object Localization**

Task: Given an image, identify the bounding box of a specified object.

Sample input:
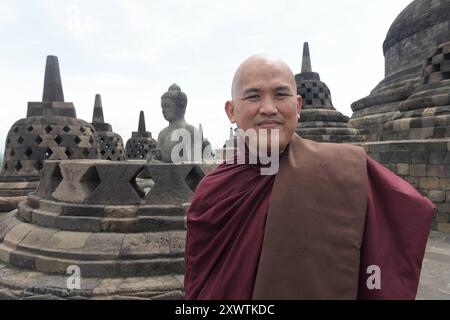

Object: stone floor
[0,225,449,299]
[417,231,450,300]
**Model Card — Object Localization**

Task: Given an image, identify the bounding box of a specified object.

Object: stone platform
[0,159,216,299]
[416,231,450,300]
[0,230,448,300]
[0,260,184,300]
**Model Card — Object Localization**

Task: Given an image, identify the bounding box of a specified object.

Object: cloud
[0,1,18,25]
[66,4,102,41]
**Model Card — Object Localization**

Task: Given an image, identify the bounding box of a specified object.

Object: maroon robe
[184,144,434,300]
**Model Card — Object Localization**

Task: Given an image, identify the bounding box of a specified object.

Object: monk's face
[225,56,302,153]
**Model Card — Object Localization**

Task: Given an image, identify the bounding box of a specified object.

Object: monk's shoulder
[193,164,232,193]
[190,163,245,209]
[294,136,366,167]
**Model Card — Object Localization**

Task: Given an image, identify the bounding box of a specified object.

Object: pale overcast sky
[0,0,413,154]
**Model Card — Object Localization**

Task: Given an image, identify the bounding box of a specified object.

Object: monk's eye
[243,95,260,101]
[275,92,291,98]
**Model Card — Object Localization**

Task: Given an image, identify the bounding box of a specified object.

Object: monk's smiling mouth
[256,120,283,129]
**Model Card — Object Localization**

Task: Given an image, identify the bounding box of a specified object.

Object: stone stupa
[125,111,157,160]
[350,0,450,232]
[350,0,450,141]
[295,42,364,143]
[90,94,126,161]
[0,56,98,212]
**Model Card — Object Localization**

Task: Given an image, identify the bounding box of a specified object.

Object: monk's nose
[259,98,278,115]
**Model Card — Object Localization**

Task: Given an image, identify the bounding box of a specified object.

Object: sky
[0,0,413,154]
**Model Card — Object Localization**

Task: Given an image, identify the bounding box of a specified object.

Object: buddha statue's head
[161,84,188,122]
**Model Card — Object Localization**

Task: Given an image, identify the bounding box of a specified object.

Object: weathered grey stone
[393,151,411,163]
[429,152,447,164]
[150,290,184,300]
[144,164,194,205]
[137,205,185,217]
[84,233,124,256]
[29,274,68,290]
[104,206,137,218]
[9,251,36,270]
[410,164,427,177]
[426,142,449,152]
[61,203,105,217]
[19,228,57,250]
[87,163,144,205]
[437,223,450,232]
[118,258,184,277]
[52,161,109,203]
[0,288,19,300]
[427,165,446,177]
[55,216,102,232]
[76,261,119,278]
[436,213,449,223]
[67,295,90,300]
[380,152,394,163]
[26,194,40,208]
[3,223,36,248]
[396,163,410,175]
[18,204,33,222]
[0,243,14,264]
[22,294,64,300]
[411,152,428,164]
[138,216,185,232]
[368,143,390,153]
[35,256,68,274]
[118,275,183,293]
[420,177,440,189]
[121,233,170,258]
[0,196,27,213]
[92,278,123,296]
[169,231,186,254]
[45,231,90,251]
[31,209,59,229]
[440,178,450,190]
[428,190,446,203]
[0,211,21,242]
[101,218,139,233]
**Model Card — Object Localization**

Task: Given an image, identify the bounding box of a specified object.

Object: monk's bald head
[225,54,302,153]
[231,54,296,101]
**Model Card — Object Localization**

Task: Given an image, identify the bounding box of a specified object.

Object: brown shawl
[253,135,368,299]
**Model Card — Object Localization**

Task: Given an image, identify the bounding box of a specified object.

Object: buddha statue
[156,84,201,163]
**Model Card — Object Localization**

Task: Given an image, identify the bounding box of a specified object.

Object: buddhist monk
[184,54,435,300]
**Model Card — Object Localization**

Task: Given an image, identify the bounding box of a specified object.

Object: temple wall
[361,139,450,232]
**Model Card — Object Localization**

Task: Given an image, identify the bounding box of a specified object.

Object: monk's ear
[297,95,303,116]
[225,100,236,124]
